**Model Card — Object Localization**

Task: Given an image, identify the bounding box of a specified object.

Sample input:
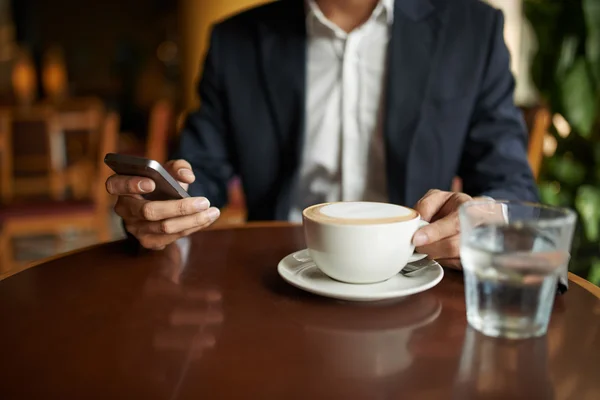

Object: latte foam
[303,202,418,225]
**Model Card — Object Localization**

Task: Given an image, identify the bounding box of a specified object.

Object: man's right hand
[106,159,220,250]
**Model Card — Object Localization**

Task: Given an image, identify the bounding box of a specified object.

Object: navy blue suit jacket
[176,0,539,221]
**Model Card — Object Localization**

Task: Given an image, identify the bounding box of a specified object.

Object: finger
[106,174,156,195]
[414,190,473,223]
[416,235,460,260]
[436,192,472,222]
[137,232,173,250]
[140,197,211,221]
[413,189,452,221]
[413,211,460,246]
[173,218,219,238]
[114,196,147,222]
[165,159,195,184]
[465,200,508,225]
[178,211,220,234]
[137,207,220,235]
[434,258,462,270]
[136,211,219,250]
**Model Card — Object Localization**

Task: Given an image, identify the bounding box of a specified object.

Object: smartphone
[104,153,190,201]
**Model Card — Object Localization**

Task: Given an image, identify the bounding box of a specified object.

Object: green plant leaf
[595,143,600,182]
[559,58,596,138]
[587,258,600,286]
[526,0,600,284]
[546,155,586,186]
[575,185,600,242]
[538,180,572,207]
[583,0,600,85]
[555,35,579,79]
[524,0,565,100]
[539,181,561,206]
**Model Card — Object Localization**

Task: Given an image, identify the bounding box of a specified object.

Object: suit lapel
[257,0,306,218]
[384,0,443,206]
[258,0,306,159]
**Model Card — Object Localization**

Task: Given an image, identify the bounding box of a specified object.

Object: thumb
[165,159,195,187]
[414,190,452,221]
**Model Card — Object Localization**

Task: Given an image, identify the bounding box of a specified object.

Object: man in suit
[106,0,538,268]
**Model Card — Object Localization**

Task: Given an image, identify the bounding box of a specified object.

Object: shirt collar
[379,0,395,25]
[306,0,394,35]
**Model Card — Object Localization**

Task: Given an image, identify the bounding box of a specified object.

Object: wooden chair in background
[521,105,550,180]
[451,106,550,193]
[54,98,105,199]
[9,107,67,200]
[212,178,247,227]
[146,99,173,165]
[0,112,120,277]
[0,111,11,202]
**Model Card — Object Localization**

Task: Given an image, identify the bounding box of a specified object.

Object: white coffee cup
[302,201,427,284]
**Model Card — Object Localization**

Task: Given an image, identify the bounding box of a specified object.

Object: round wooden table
[1,224,599,399]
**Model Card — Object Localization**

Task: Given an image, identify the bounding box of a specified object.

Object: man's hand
[412,189,474,269]
[106,159,220,250]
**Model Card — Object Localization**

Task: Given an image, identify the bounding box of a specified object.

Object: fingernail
[207,208,220,221]
[138,180,154,193]
[194,198,210,211]
[413,231,429,247]
[178,169,194,177]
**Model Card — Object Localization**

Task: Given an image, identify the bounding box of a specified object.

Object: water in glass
[461,224,566,339]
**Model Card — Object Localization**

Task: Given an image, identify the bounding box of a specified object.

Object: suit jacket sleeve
[173,24,235,208]
[458,10,539,202]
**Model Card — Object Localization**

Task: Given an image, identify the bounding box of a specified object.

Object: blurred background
[0,0,598,286]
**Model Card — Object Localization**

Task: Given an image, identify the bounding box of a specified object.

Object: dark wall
[17,0,177,91]
[11,0,179,134]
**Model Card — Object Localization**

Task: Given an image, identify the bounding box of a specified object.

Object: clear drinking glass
[459,200,576,339]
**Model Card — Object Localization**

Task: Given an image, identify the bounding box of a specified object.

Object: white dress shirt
[289,0,394,222]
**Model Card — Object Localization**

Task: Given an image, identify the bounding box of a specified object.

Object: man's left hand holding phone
[105,158,221,250]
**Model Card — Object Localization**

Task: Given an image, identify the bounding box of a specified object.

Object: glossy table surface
[1,224,599,399]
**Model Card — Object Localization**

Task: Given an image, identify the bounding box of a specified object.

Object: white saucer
[277,249,444,302]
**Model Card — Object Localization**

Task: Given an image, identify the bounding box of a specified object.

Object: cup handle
[409,220,430,262]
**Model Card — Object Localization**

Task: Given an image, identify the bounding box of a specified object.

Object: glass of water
[459,200,576,339]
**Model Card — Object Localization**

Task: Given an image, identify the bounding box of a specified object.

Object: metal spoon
[400,259,432,276]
